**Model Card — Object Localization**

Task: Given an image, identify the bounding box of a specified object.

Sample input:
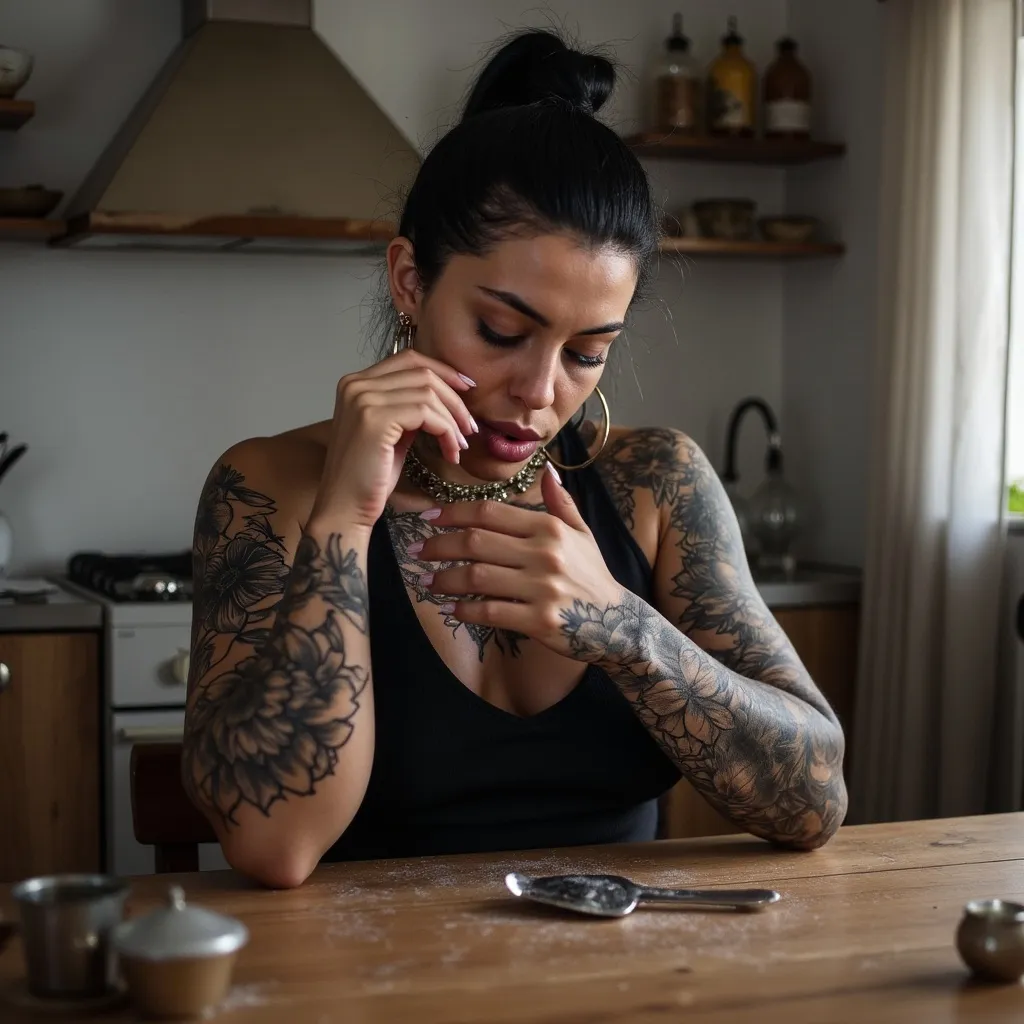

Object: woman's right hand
[308,349,478,530]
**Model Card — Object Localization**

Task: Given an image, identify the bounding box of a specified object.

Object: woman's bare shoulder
[590,424,699,559]
[201,421,330,521]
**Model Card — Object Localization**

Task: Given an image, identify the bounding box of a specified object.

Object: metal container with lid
[113,886,249,1019]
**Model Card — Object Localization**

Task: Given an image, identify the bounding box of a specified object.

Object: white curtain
[850,0,1016,821]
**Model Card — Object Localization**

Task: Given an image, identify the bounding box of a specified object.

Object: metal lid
[113,886,249,961]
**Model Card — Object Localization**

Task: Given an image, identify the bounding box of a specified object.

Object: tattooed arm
[182,439,375,887]
[584,428,847,849]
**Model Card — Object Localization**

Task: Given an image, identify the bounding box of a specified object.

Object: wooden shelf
[0,217,67,241]
[0,98,35,131]
[56,212,396,252]
[660,237,845,258]
[626,133,845,165]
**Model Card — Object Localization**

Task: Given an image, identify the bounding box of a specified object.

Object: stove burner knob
[169,649,190,686]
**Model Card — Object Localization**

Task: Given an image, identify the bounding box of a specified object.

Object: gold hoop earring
[392,311,416,356]
[546,386,610,471]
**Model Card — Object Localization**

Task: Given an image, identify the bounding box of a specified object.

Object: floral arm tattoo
[183,463,369,829]
[587,429,847,847]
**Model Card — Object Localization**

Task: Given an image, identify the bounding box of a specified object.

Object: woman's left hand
[411,465,623,660]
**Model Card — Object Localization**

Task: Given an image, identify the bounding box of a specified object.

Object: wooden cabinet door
[773,604,860,740]
[659,604,860,841]
[0,632,101,881]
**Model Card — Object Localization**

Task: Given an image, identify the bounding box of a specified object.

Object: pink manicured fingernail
[469,416,479,434]
[407,541,424,555]
[458,373,477,387]
[420,508,442,520]
[547,462,562,485]
[419,572,435,586]
[438,602,456,613]
[458,432,469,450]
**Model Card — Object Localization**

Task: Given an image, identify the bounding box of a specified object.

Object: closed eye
[477,318,608,369]
[476,319,524,347]
[569,351,606,368]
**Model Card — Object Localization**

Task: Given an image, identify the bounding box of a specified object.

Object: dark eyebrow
[478,287,624,336]
[577,321,625,336]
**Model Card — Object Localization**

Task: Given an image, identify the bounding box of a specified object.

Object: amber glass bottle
[707,16,756,137]
[763,38,811,138]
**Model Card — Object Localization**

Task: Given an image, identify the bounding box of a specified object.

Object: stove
[67,551,192,602]
[61,551,226,875]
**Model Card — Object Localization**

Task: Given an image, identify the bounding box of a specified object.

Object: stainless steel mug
[11,874,129,998]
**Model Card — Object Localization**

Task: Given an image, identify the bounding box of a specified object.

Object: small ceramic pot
[0,46,33,98]
[113,886,249,1019]
[955,898,1024,983]
[692,199,756,240]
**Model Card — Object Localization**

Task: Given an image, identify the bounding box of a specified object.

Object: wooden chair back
[129,742,216,873]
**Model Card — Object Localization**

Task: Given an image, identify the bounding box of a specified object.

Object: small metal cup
[956,898,1024,983]
[11,874,129,998]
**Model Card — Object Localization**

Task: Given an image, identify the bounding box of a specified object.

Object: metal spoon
[505,872,781,917]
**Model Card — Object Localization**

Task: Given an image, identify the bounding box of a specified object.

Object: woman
[182,31,847,888]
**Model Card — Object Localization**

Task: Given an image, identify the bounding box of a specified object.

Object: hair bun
[461,30,616,121]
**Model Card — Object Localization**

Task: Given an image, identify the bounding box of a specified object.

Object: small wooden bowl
[759,216,819,244]
[0,186,64,219]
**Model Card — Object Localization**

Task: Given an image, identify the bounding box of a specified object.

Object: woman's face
[393,233,637,481]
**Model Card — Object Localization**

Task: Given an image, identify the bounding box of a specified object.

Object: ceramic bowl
[0,47,33,99]
[692,199,756,240]
[759,216,819,244]
[0,186,63,218]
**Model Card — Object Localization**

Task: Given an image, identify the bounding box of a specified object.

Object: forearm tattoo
[592,428,846,846]
[183,464,369,827]
[561,595,846,847]
[598,428,833,715]
[384,502,545,662]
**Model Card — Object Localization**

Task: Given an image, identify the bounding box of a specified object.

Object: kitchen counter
[755,565,861,608]
[0,574,856,629]
[0,579,102,632]
[0,562,857,631]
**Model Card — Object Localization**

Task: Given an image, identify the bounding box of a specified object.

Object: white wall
[781,0,886,565]
[1,0,841,576]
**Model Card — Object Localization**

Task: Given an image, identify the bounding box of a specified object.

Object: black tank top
[324,425,681,862]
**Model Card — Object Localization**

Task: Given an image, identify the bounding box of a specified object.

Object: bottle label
[709,71,754,130]
[766,100,810,132]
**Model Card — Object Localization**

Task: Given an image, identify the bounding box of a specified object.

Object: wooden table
[3,814,1024,1022]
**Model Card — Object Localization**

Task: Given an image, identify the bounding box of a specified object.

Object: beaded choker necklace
[403,445,549,503]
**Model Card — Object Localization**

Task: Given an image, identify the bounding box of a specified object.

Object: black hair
[373,29,660,355]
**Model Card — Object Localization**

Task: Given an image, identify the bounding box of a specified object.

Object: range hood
[58,0,419,253]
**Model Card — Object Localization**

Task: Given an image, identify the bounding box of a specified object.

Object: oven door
[110,710,228,875]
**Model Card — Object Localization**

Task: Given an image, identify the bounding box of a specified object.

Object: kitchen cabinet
[659,602,860,840]
[0,632,101,881]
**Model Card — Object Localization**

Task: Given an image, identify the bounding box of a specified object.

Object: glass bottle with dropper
[653,13,701,135]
